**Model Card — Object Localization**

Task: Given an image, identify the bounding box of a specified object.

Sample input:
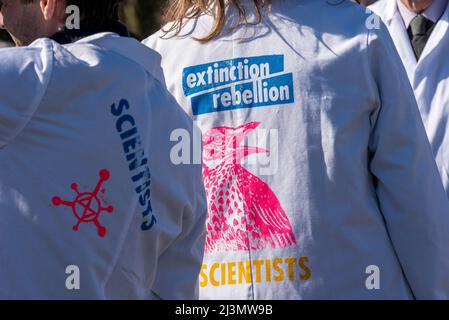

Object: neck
[49,20,129,45]
[400,0,434,14]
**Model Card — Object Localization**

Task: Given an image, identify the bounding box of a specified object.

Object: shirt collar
[397,0,448,28]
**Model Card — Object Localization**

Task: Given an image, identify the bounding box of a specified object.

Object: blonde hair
[162,0,271,42]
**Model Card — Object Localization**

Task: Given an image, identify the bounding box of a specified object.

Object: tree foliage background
[120,0,168,39]
[0,0,168,44]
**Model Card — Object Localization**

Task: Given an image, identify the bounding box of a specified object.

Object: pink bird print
[202,121,297,253]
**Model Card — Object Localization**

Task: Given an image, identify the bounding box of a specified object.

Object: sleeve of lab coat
[367,25,449,299]
[148,85,207,300]
[0,40,53,147]
[150,174,207,300]
[102,85,206,300]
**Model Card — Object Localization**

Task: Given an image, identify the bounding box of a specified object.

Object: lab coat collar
[417,1,449,68]
[73,32,166,86]
[384,0,400,25]
[376,0,418,76]
[50,20,130,45]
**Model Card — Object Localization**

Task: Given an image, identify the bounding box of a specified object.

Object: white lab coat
[145,0,449,299]
[369,0,449,196]
[0,33,207,299]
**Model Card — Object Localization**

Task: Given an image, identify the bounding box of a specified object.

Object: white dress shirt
[397,0,448,27]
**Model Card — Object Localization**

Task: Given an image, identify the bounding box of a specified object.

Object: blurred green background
[0,0,168,45]
[120,0,167,39]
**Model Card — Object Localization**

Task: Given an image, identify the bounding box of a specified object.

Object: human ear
[40,0,57,21]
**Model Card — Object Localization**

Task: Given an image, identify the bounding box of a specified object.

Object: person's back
[145,0,449,299]
[0,28,206,300]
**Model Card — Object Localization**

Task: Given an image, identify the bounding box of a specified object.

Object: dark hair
[20,0,123,25]
[65,0,123,25]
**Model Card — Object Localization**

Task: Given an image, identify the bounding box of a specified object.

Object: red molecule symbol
[52,169,114,237]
